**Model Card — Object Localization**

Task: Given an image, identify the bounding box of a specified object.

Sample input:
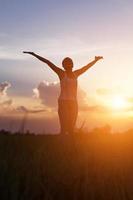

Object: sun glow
[111,96,127,110]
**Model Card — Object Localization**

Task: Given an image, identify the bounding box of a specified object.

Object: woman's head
[62,57,73,71]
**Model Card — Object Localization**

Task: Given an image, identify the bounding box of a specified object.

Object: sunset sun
[111,96,127,110]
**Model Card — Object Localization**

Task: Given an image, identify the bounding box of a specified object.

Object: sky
[0,0,133,133]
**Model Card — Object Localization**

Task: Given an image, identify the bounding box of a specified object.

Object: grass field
[0,131,133,200]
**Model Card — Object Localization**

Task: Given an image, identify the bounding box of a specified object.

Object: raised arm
[23,51,64,76]
[74,56,103,77]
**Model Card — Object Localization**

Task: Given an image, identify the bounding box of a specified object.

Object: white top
[59,72,77,100]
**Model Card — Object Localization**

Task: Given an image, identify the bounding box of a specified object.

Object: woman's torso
[59,72,77,101]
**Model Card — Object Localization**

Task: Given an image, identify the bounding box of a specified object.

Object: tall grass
[0,131,132,200]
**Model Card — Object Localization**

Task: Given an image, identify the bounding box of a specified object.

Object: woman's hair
[62,57,73,69]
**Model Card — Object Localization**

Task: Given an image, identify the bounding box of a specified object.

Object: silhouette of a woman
[23,51,103,134]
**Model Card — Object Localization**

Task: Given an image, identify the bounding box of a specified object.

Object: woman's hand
[23,51,35,55]
[95,56,103,61]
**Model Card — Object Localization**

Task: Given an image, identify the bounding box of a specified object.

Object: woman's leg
[68,101,78,134]
[58,100,69,134]
[58,100,78,134]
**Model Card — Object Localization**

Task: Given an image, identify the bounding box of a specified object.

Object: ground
[0,131,133,200]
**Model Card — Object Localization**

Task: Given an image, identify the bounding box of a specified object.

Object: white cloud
[0,35,112,61]
[0,81,13,110]
[1,99,12,106]
[16,105,46,114]
[0,82,11,97]
[33,81,60,108]
[33,80,106,113]
[0,46,26,60]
